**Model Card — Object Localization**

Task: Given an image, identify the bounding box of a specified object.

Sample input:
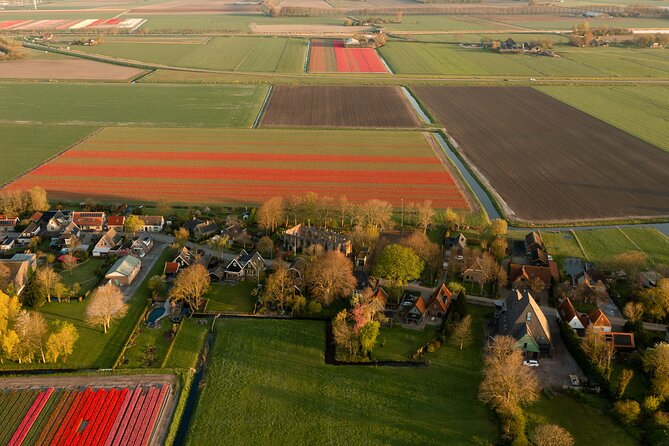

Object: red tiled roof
[164,262,179,274]
[30,212,43,222]
[510,263,554,286]
[107,215,125,226]
[414,298,427,314]
[588,308,612,328]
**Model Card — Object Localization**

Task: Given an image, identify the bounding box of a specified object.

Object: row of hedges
[559,322,612,399]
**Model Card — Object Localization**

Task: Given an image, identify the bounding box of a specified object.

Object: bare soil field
[261,86,421,128]
[0,59,145,80]
[412,86,669,223]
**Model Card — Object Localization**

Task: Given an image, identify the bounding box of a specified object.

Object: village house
[164,261,180,279]
[106,215,125,231]
[105,255,141,286]
[557,297,612,334]
[138,216,165,232]
[405,283,453,327]
[40,210,71,233]
[92,228,123,257]
[72,211,106,232]
[224,250,265,280]
[50,222,82,252]
[131,235,154,258]
[18,222,41,244]
[499,289,552,358]
[283,224,352,255]
[368,287,388,315]
[0,217,18,232]
[220,223,248,247]
[0,236,15,251]
[173,246,197,269]
[0,254,37,295]
[184,218,218,239]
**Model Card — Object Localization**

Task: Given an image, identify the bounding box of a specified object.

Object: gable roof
[164,262,179,275]
[96,228,122,249]
[501,290,552,347]
[509,263,558,286]
[107,215,125,227]
[525,231,543,250]
[141,216,164,226]
[427,283,452,313]
[0,217,18,227]
[72,211,105,228]
[557,297,579,322]
[107,255,140,277]
[588,308,611,328]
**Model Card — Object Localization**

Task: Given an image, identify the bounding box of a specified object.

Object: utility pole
[401,198,404,231]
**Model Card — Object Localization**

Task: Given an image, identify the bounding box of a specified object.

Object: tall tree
[332,310,356,355]
[451,314,473,350]
[28,186,49,211]
[258,196,284,233]
[305,251,356,305]
[479,335,539,415]
[623,301,644,324]
[34,266,61,303]
[61,253,78,276]
[582,326,615,378]
[124,214,145,236]
[616,368,634,399]
[641,278,669,322]
[643,343,669,400]
[45,320,78,363]
[442,207,461,233]
[257,236,274,258]
[490,237,508,261]
[402,231,442,284]
[374,244,424,285]
[359,199,393,230]
[263,261,296,312]
[85,284,128,333]
[488,219,508,238]
[169,264,211,313]
[610,251,648,283]
[15,310,48,363]
[358,320,380,355]
[416,200,435,234]
[147,275,166,300]
[338,195,351,228]
[174,227,189,248]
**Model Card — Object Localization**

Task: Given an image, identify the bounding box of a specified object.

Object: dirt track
[412,86,669,222]
[0,59,145,81]
[261,85,422,128]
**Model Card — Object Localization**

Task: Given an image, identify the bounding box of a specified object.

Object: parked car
[523,360,539,367]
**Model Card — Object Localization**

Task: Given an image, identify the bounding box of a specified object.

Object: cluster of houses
[0,210,167,291]
[164,246,266,286]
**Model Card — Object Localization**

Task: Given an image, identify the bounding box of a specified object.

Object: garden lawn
[186,306,496,445]
[538,86,669,152]
[372,324,438,361]
[163,318,209,369]
[77,36,308,73]
[610,362,648,402]
[0,83,267,128]
[619,227,669,265]
[540,230,586,261]
[526,394,637,446]
[118,323,173,369]
[60,257,105,294]
[204,281,257,313]
[0,124,95,185]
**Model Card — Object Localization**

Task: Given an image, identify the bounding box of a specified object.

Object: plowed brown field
[260,86,421,128]
[412,86,669,223]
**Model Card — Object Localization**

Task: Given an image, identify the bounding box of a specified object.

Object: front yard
[204,281,258,313]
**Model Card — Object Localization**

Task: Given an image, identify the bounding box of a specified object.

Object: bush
[426,339,441,353]
[501,409,528,446]
[614,399,641,425]
[643,395,662,413]
[306,300,322,316]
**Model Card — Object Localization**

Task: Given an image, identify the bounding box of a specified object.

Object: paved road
[121,241,167,301]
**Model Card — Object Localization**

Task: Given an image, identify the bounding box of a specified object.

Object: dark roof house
[499,289,552,357]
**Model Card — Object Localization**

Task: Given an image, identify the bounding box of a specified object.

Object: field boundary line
[0,127,104,190]
[570,229,589,260]
[617,227,642,252]
[252,85,274,129]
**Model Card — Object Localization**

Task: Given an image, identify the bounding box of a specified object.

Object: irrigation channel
[432,134,669,236]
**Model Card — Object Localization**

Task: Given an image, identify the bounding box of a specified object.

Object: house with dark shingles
[184,218,218,239]
[0,236,15,251]
[499,289,552,358]
[405,283,453,326]
[445,232,467,251]
[283,224,352,255]
[225,250,265,280]
[18,222,41,243]
[50,222,81,251]
[131,235,154,258]
[173,246,196,268]
[220,223,247,246]
[40,210,71,234]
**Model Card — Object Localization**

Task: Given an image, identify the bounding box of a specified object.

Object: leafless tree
[451,314,473,350]
[416,200,435,234]
[623,301,644,324]
[15,310,48,363]
[305,251,356,305]
[532,424,574,446]
[582,326,615,377]
[169,264,211,313]
[258,196,284,233]
[263,260,296,312]
[85,284,128,333]
[34,266,62,302]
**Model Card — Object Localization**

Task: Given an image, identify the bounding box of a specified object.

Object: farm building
[105,255,141,286]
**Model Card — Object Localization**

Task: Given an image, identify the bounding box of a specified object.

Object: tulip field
[0,384,172,446]
[3,127,470,209]
[309,39,389,73]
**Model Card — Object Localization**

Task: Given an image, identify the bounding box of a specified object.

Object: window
[526,312,532,321]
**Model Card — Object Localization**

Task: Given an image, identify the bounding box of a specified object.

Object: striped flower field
[309,39,388,73]
[0,384,170,446]
[4,127,470,209]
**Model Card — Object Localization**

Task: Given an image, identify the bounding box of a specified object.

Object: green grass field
[76,36,307,73]
[372,324,438,361]
[204,281,257,313]
[186,306,497,445]
[379,42,669,78]
[163,318,209,369]
[0,83,267,128]
[538,86,669,152]
[540,230,586,260]
[526,394,637,445]
[573,228,669,265]
[0,124,96,185]
[131,14,342,33]
[60,257,105,294]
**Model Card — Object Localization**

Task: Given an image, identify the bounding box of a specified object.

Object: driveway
[121,241,167,301]
[534,314,583,388]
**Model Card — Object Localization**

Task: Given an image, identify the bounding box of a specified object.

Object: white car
[523,360,539,367]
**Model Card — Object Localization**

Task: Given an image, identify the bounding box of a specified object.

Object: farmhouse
[0,236,15,251]
[105,255,141,286]
[283,224,352,255]
[0,217,18,232]
[224,250,265,280]
[557,297,612,333]
[92,228,123,257]
[499,290,552,358]
[72,211,106,231]
[405,283,453,327]
[41,210,71,233]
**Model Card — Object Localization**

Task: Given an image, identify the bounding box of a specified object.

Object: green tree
[124,215,145,236]
[45,320,79,363]
[613,400,641,425]
[174,227,189,248]
[147,275,166,300]
[373,244,424,285]
[359,320,380,355]
[616,368,634,399]
[643,343,669,400]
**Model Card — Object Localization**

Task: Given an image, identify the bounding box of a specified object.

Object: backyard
[185,306,496,445]
[204,281,258,313]
[371,324,438,361]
